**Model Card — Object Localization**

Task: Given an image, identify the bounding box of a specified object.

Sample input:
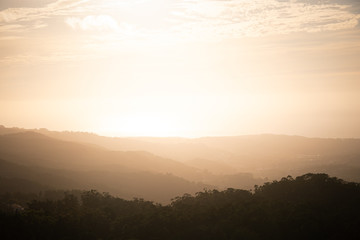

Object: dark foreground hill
[1,173,359,240]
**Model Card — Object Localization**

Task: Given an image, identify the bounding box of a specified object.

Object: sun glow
[99,113,185,137]
[1,0,360,138]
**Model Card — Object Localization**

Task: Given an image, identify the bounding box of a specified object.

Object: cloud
[0,51,99,65]
[168,0,360,40]
[65,15,119,31]
[1,0,358,40]
[0,0,89,23]
[0,24,24,33]
[0,0,359,64]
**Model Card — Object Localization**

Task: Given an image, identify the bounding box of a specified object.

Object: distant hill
[0,126,265,189]
[1,125,359,182]
[0,131,218,203]
[0,131,200,178]
[0,156,210,204]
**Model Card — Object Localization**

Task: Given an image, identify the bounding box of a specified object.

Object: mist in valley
[2,0,360,238]
[1,126,360,239]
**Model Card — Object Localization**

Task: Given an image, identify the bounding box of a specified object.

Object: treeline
[1,173,360,239]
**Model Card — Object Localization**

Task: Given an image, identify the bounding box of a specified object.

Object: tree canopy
[1,173,359,239]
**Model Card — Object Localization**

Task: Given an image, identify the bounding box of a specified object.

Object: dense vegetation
[1,173,359,239]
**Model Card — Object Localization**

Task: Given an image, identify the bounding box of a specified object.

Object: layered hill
[0,131,212,203]
[1,125,359,181]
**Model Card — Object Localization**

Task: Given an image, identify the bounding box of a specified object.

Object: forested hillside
[1,173,359,239]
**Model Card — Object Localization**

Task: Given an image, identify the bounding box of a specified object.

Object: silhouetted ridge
[1,125,360,202]
[0,131,210,203]
[3,131,51,139]
[0,173,359,240]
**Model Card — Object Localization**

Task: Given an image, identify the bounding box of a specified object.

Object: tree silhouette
[1,173,359,239]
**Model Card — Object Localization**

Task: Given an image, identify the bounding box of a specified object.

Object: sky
[0,0,360,137]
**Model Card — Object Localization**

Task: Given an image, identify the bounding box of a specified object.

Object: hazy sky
[1,0,360,137]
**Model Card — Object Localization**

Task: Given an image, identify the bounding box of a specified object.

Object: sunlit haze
[1,0,360,137]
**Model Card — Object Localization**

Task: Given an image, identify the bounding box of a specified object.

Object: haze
[1,0,360,138]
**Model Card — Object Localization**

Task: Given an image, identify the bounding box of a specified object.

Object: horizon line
[1,124,359,140]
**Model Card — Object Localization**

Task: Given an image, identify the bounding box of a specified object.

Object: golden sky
[1,0,360,137]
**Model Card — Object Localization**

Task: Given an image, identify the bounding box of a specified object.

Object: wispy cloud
[65,15,119,31]
[0,0,359,64]
[0,24,24,33]
[0,0,358,39]
[0,51,100,65]
[0,0,89,23]
[168,0,360,41]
